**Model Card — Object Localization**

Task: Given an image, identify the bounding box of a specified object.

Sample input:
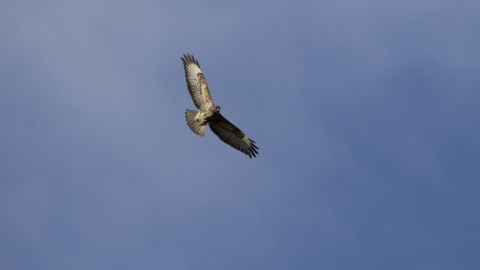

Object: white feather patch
[187,63,202,80]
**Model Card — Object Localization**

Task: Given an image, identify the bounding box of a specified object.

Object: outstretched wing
[198,73,214,108]
[181,53,214,109]
[209,114,259,158]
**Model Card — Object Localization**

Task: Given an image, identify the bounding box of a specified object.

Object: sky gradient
[1,1,479,269]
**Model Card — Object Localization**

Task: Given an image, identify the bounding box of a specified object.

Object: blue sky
[1,0,479,269]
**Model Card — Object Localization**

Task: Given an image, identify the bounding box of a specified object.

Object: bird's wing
[209,114,259,158]
[181,53,214,109]
[198,73,214,108]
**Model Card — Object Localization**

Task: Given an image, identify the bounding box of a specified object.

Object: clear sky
[1,1,479,269]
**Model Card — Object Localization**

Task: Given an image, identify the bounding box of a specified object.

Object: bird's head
[215,106,221,112]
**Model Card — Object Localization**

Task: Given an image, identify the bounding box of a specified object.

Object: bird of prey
[181,53,259,158]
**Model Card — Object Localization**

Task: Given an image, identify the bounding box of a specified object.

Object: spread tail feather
[185,110,206,137]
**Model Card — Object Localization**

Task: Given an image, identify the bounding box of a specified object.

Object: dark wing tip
[181,53,200,67]
[248,138,259,158]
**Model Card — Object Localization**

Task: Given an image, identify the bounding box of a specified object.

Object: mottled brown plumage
[181,53,259,158]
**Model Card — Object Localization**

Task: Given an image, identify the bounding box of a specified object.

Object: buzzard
[181,53,259,158]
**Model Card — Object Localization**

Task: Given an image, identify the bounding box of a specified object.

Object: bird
[181,53,259,158]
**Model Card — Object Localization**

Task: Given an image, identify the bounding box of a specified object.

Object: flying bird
[181,53,259,158]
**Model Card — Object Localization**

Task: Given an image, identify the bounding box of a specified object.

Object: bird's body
[181,53,259,158]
